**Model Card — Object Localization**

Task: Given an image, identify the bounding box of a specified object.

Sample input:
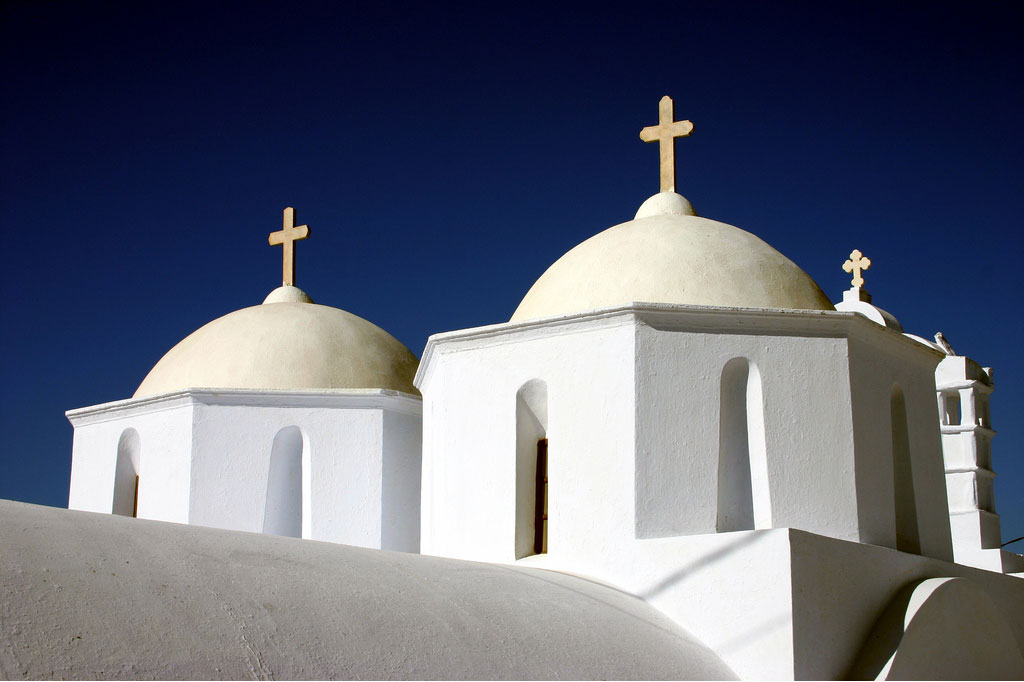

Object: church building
[3,97,1023,680]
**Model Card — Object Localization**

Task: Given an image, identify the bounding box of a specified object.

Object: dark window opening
[534,439,548,554]
[132,475,140,518]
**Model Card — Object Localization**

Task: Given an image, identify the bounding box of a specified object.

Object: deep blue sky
[2,2,1022,544]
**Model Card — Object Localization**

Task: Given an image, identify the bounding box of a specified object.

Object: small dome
[135,289,418,397]
[511,192,833,321]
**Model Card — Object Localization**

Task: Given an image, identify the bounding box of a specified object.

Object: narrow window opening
[534,438,548,554]
[132,475,140,518]
[978,395,991,428]
[942,393,961,426]
[891,386,921,554]
[112,429,141,517]
[515,380,548,559]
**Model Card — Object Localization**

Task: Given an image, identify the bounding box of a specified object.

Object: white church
[3,97,1023,680]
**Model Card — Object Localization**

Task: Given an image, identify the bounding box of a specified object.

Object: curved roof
[511,192,833,322]
[0,500,736,680]
[135,286,419,397]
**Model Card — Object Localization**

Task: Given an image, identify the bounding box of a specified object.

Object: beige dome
[511,192,833,322]
[135,286,419,397]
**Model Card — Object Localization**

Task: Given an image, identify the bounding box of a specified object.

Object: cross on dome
[843,249,872,288]
[268,207,310,287]
[639,95,694,193]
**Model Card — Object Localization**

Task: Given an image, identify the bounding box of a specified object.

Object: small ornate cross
[842,249,872,288]
[268,207,310,287]
[639,95,694,193]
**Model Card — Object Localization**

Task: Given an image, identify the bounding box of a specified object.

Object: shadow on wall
[890,385,920,555]
[638,531,770,601]
[848,577,1024,679]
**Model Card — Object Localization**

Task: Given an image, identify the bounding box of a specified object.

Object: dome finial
[268,207,311,287]
[639,95,694,193]
[842,249,872,290]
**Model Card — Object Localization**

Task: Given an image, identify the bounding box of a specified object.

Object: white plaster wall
[521,530,798,680]
[70,390,422,551]
[634,318,858,540]
[865,578,1024,679]
[421,306,926,558]
[419,314,637,563]
[381,409,422,552]
[788,528,1024,680]
[522,524,1024,681]
[934,355,1008,570]
[306,408,384,546]
[68,399,193,523]
[941,430,992,473]
[847,333,953,560]
[188,403,387,545]
[417,305,997,679]
[188,398,416,549]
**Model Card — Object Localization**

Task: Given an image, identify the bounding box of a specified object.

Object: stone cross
[639,95,694,193]
[842,249,872,288]
[268,207,310,287]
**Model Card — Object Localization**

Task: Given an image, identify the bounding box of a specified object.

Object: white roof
[0,500,736,680]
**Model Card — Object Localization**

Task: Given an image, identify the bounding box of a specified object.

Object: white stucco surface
[68,397,193,522]
[413,302,1010,678]
[513,528,1024,680]
[849,577,1024,680]
[135,297,419,397]
[785,531,1024,680]
[67,389,422,551]
[835,286,903,330]
[419,303,951,560]
[0,500,737,681]
[931,355,1024,573]
[510,194,834,321]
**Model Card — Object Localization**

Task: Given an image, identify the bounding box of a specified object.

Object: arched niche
[263,426,310,538]
[717,358,771,532]
[112,428,141,517]
[891,385,920,554]
[515,379,548,559]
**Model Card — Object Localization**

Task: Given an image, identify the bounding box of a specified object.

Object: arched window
[891,386,920,554]
[515,380,548,559]
[717,358,771,532]
[263,426,310,538]
[112,429,141,517]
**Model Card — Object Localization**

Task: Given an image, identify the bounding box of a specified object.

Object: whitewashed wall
[418,311,637,562]
[634,311,859,542]
[418,304,952,561]
[68,389,422,551]
[847,331,953,560]
[416,302,970,678]
[68,395,193,523]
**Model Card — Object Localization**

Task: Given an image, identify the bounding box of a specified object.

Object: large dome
[135,286,419,397]
[511,192,833,322]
